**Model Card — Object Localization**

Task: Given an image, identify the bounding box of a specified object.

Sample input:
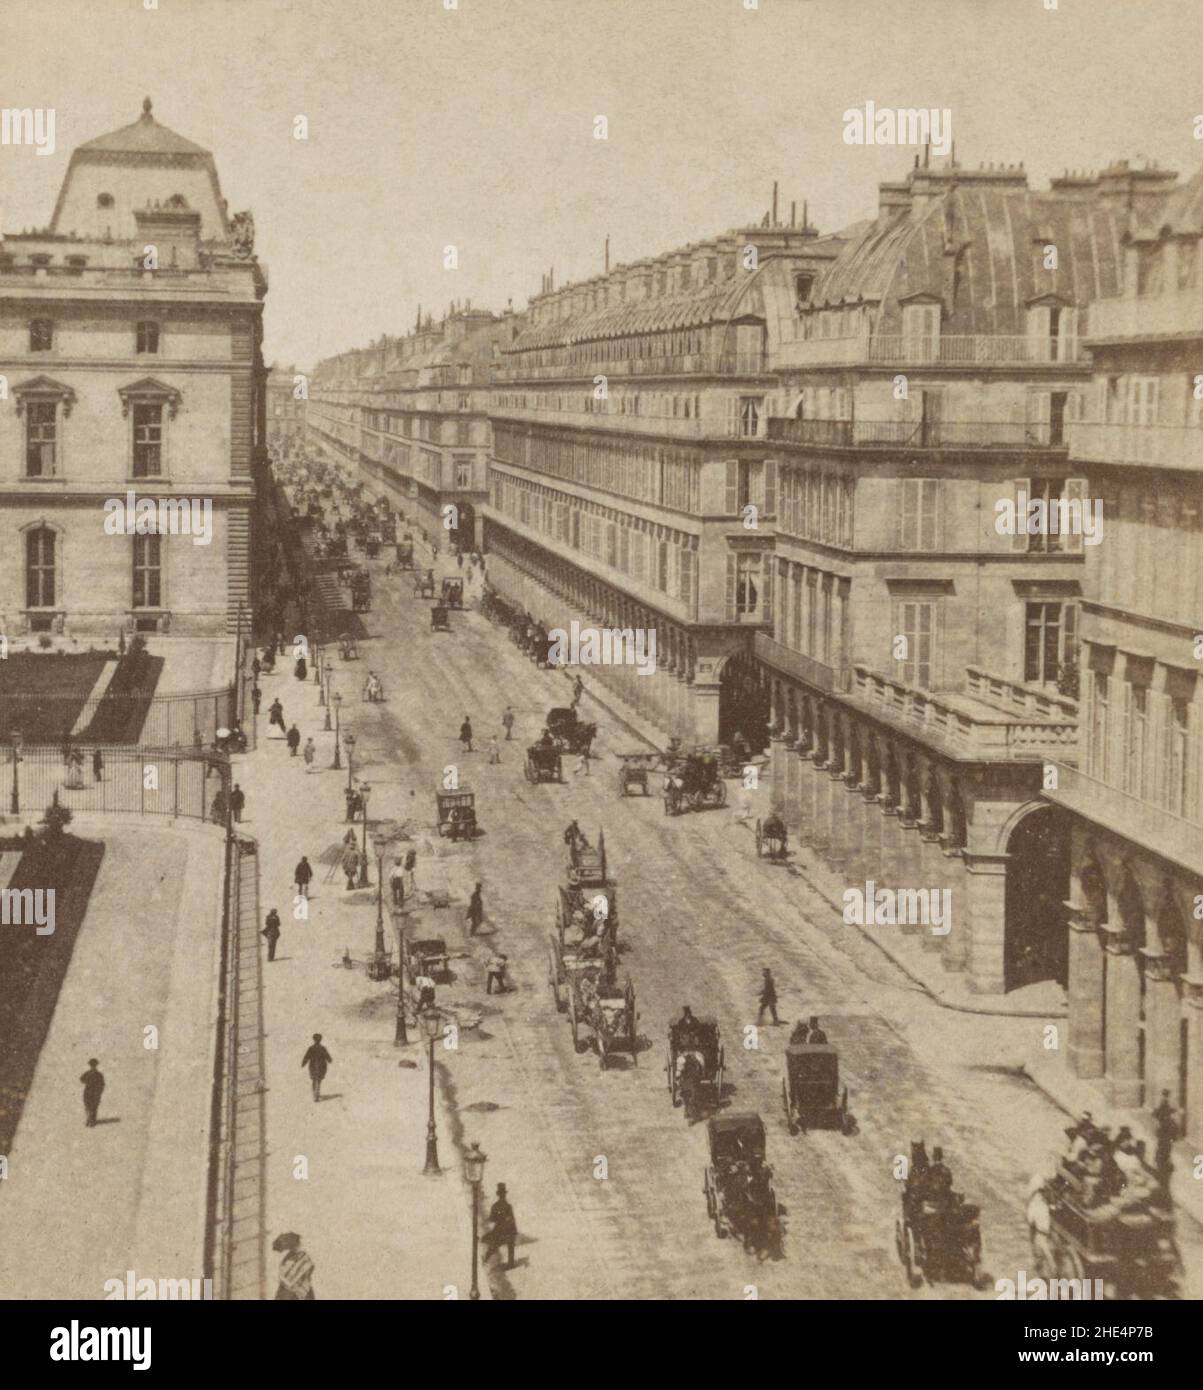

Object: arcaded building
[0,99,268,638]
[1048,164,1203,1138]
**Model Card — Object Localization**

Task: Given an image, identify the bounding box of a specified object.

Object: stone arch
[944,776,968,851]
[716,649,771,750]
[922,766,944,836]
[882,742,902,809]
[1003,802,1072,991]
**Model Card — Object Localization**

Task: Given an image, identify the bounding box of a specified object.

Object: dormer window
[29,319,53,352]
[136,321,161,354]
[794,272,815,310]
[97,192,115,209]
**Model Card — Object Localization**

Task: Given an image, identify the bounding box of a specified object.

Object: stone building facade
[0,100,268,638]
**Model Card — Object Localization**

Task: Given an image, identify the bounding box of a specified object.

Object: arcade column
[1066,903,1105,1080]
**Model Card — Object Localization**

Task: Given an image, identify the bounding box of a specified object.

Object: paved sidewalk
[0,820,224,1299]
[234,653,479,1300]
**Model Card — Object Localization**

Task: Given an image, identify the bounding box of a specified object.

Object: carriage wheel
[905,1225,924,1287]
[668,1052,679,1103]
[703,1169,714,1218]
[755,819,764,857]
[663,792,674,816]
[569,989,581,1050]
[524,758,533,783]
[783,1077,797,1136]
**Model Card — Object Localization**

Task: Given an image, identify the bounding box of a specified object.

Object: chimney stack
[772,181,778,226]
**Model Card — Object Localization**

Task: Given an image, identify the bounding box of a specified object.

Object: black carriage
[755,813,788,860]
[556,881,619,943]
[440,577,464,609]
[667,1016,724,1120]
[663,749,728,815]
[525,742,563,784]
[548,932,617,1015]
[617,752,660,797]
[406,937,450,984]
[431,603,451,632]
[546,706,597,756]
[395,539,415,570]
[1035,1179,1180,1300]
[435,787,477,840]
[896,1174,982,1288]
[583,978,638,1070]
[702,1114,782,1257]
[337,631,360,660]
[782,1044,852,1135]
[415,571,436,599]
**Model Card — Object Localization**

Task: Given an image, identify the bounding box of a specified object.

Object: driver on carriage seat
[806,1016,828,1044]
[925,1147,955,1208]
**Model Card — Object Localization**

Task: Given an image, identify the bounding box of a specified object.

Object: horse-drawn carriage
[435,786,477,840]
[702,1114,782,1257]
[337,631,360,661]
[1033,1174,1180,1300]
[430,603,451,633]
[616,752,661,797]
[406,937,450,984]
[440,577,464,610]
[395,539,415,570]
[663,749,728,815]
[547,706,597,756]
[755,813,788,860]
[547,926,617,1011]
[525,742,563,784]
[895,1147,982,1288]
[567,968,637,1069]
[667,1015,724,1121]
[782,1044,853,1135]
[415,570,436,599]
[350,569,372,612]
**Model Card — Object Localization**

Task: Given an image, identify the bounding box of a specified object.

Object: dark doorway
[449,501,475,552]
[1004,805,1071,991]
[718,653,770,752]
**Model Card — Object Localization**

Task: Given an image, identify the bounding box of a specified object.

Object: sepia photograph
[0,0,1200,1355]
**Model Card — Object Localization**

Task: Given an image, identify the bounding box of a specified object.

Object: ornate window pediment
[13,375,76,417]
[118,377,181,419]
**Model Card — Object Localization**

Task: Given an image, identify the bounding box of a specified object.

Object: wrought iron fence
[7,745,228,824]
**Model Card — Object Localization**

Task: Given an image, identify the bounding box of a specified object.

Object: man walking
[757,967,780,1026]
[459,716,473,753]
[262,908,282,962]
[92,748,104,783]
[301,1034,332,1102]
[286,723,302,756]
[488,735,500,765]
[404,848,417,895]
[501,706,515,741]
[295,855,313,899]
[251,684,262,716]
[230,783,246,823]
[485,952,508,994]
[1153,1089,1179,1189]
[302,737,316,771]
[390,859,406,909]
[483,1183,518,1269]
[80,1058,105,1128]
[467,882,484,936]
[268,698,285,735]
[273,1233,316,1301]
[342,842,359,892]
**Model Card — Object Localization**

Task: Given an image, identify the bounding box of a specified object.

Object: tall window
[25,527,56,607]
[1091,672,1111,782]
[896,600,934,688]
[25,400,57,476]
[1164,696,1190,816]
[738,397,762,438]
[133,534,162,608]
[728,552,761,618]
[136,321,160,354]
[29,319,53,352]
[898,479,939,550]
[1024,602,1077,686]
[456,420,471,446]
[133,403,164,477]
[1124,684,1149,798]
[901,303,940,361]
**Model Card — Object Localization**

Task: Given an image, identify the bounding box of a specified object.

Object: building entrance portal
[1004,805,1071,991]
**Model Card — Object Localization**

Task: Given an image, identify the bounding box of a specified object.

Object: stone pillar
[796,751,818,847]
[962,850,1008,993]
[810,759,833,854]
[860,790,884,879]
[769,736,787,814]
[841,776,866,874]
[1140,951,1181,1116]
[895,818,924,934]
[939,843,971,973]
[827,769,851,870]
[1103,929,1144,1109]
[919,831,948,953]
[691,681,721,744]
[1184,977,1203,1149]
[879,804,904,887]
[1067,904,1106,1079]
[784,742,802,828]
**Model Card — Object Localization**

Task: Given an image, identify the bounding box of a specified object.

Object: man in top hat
[80,1058,105,1128]
[483,1183,518,1269]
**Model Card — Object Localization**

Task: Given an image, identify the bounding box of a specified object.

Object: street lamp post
[317,652,326,705]
[421,1009,442,1175]
[369,830,391,981]
[332,692,343,768]
[9,731,22,816]
[323,671,333,731]
[464,1143,487,1300]
[344,731,355,795]
[313,644,322,685]
[357,782,371,888]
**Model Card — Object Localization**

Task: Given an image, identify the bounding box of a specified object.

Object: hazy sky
[1,0,1201,367]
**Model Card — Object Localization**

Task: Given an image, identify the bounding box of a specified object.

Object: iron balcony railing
[492,351,766,383]
[781,333,1088,368]
[766,417,1065,449]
